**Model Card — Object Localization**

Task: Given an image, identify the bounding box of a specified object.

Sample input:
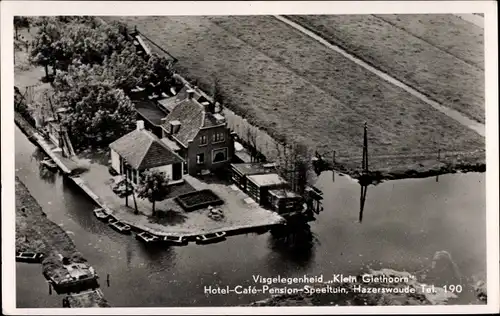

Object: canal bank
[15,176,109,308]
[14,111,285,241]
[16,123,487,307]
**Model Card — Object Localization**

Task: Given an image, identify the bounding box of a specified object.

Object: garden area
[175,189,224,212]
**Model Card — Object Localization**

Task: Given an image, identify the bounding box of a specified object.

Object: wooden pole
[363,122,369,172]
[125,165,129,207]
[132,184,138,214]
[332,150,336,182]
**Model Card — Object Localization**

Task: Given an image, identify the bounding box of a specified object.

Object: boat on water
[41,158,58,170]
[93,208,109,221]
[16,251,44,263]
[136,231,160,243]
[109,221,131,234]
[195,232,227,245]
[163,235,188,246]
[44,256,99,294]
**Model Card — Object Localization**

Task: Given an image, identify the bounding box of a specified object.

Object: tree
[58,85,136,148]
[63,22,127,66]
[30,18,61,79]
[137,170,170,216]
[102,45,150,94]
[14,16,30,40]
[211,77,224,106]
[245,125,259,162]
[53,64,136,149]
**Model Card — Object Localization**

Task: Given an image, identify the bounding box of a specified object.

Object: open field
[105,16,484,176]
[285,15,485,124]
[372,14,484,69]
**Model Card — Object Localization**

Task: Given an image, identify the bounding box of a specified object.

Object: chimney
[187,89,195,100]
[136,120,145,131]
[213,113,226,125]
[169,120,181,134]
[201,101,215,114]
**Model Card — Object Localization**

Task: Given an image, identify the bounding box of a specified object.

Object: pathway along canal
[16,126,486,307]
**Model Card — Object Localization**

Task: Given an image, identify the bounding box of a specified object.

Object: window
[200,135,208,146]
[212,132,225,143]
[196,153,205,164]
[212,148,228,163]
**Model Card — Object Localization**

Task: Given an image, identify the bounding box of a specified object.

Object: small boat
[136,232,160,243]
[107,215,118,224]
[93,208,109,221]
[109,221,131,234]
[163,235,188,246]
[195,232,227,245]
[41,158,58,170]
[16,251,44,263]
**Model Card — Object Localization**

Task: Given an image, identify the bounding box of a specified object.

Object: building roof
[231,163,277,176]
[268,189,302,199]
[247,173,287,187]
[161,137,181,151]
[157,85,203,113]
[134,100,168,126]
[109,128,184,170]
[161,99,205,147]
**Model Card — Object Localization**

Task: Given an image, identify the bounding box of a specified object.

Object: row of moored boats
[93,208,227,245]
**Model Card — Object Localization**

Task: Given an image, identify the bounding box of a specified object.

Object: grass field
[103,16,485,176]
[286,15,485,124]
[372,14,484,69]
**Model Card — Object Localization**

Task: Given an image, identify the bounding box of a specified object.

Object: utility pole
[362,122,369,173]
[332,150,336,182]
[125,165,129,207]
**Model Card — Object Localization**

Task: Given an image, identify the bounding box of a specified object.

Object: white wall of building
[110,149,121,173]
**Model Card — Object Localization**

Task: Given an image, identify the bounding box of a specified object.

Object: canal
[15,126,486,307]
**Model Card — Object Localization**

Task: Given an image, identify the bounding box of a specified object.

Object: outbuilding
[268,189,304,215]
[109,120,185,186]
[245,173,288,206]
[230,162,277,191]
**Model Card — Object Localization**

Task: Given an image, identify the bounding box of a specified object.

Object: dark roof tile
[109,129,184,170]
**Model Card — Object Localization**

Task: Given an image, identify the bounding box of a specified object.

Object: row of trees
[28,16,176,149]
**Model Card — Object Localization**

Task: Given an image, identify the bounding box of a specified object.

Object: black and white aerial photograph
[2,1,498,314]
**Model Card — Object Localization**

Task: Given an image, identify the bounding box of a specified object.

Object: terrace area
[77,155,285,238]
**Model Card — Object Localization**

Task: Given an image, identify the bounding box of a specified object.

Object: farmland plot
[286,15,485,124]
[373,14,484,69]
[107,16,484,174]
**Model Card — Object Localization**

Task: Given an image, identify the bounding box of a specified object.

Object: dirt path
[274,15,485,138]
[453,14,484,29]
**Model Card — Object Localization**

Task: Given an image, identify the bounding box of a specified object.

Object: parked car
[109,221,131,234]
[136,232,160,243]
[16,252,44,263]
[195,232,227,245]
[93,208,109,221]
[163,235,188,246]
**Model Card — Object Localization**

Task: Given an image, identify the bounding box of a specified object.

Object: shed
[268,189,304,215]
[230,162,277,191]
[246,173,288,206]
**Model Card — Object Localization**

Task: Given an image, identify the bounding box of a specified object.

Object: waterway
[15,126,486,307]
